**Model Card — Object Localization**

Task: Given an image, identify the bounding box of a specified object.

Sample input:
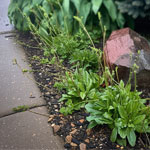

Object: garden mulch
[18,32,150,150]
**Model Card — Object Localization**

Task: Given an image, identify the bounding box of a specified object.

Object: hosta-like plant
[85,80,150,147]
[8,0,126,33]
[50,0,126,33]
[8,0,43,31]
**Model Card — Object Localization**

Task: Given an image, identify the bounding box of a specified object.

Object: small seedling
[13,105,29,112]
[22,69,28,73]
[32,55,40,60]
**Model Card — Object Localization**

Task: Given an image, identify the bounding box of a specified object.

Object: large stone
[104,28,150,88]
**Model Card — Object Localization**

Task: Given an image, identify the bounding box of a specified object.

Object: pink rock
[104,28,150,87]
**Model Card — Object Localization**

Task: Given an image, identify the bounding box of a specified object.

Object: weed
[85,80,150,147]
[22,69,28,73]
[13,105,29,112]
[59,68,104,115]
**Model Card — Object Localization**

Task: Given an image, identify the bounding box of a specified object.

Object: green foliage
[39,58,50,64]
[85,80,150,147]
[8,0,44,31]
[116,0,150,19]
[59,69,104,115]
[56,0,126,33]
[70,49,99,71]
[22,69,28,73]
[13,105,29,112]
[54,81,66,91]
[32,55,40,60]
[50,33,80,59]
[8,0,126,33]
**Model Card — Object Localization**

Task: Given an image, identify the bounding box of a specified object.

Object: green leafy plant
[59,68,104,115]
[40,58,50,64]
[70,49,99,72]
[13,105,29,112]
[50,33,80,59]
[8,0,44,31]
[85,80,150,147]
[8,0,126,33]
[22,69,28,73]
[52,0,126,33]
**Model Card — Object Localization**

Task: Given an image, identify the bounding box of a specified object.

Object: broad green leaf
[23,5,31,15]
[118,106,127,119]
[59,94,69,102]
[95,117,112,124]
[85,103,101,114]
[127,129,136,147]
[103,112,112,120]
[86,79,92,92]
[119,80,124,88]
[88,121,97,128]
[71,0,80,12]
[117,138,127,146]
[100,7,110,30]
[103,0,117,21]
[117,12,125,28]
[92,0,103,14]
[22,1,30,8]
[42,1,51,14]
[80,92,86,100]
[118,128,127,138]
[79,0,91,24]
[78,82,85,92]
[62,0,70,14]
[133,115,145,125]
[32,0,43,6]
[110,128,117,142]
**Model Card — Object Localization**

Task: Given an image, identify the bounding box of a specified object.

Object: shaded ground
[18,32,150,150]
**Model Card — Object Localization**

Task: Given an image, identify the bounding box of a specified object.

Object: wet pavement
[0,0,13,33]
[0,34,45,117]
[0,0,64,149]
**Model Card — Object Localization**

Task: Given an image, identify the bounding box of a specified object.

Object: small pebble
[71,123,75,127]
[84,139,90,143]
[54,105,58,108]
[59,114,64,117]
[48,116,54,122]
[70,129,77,135]
[79,119,84,123]
[65,135,72,143]
[55,95,60,99]
[70,142,77,147]
[79,143,86,150]
[86,129,92,136]
[59,120,64,124]
[48,102,51,106]
[53,125,60,133]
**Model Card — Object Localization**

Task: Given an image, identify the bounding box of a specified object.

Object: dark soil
[17,32,150,150]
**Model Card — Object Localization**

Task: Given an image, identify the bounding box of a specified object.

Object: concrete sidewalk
[0,0,64,149]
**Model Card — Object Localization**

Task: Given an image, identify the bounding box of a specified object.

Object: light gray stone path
[0,34,46,117]
[0,107,63,150]
[0,0,64,149]
[0,0,13,33]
